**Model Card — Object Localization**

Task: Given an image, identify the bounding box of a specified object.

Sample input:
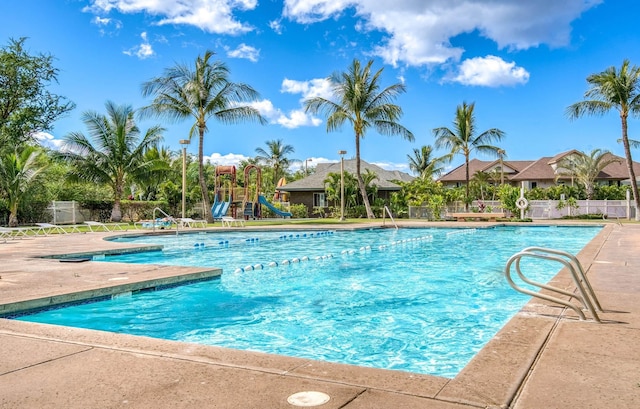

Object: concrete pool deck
[0,221,638,408]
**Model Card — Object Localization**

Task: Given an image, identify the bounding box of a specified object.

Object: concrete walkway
[0,222,638,408]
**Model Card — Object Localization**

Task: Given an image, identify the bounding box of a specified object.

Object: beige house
[438,150,640,189]
[277,159,414,217]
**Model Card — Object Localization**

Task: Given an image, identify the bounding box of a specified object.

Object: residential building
[277,159,414,217]
[438,150,640,189]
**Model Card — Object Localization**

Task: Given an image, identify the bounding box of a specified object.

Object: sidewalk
[0,222,638,408]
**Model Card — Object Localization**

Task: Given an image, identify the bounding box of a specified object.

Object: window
[531,182,537,189]
[313,193,326,207]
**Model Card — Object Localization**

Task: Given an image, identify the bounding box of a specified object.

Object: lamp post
[179,139,190,219]
[305,158,313,175]
[338,150,347,221]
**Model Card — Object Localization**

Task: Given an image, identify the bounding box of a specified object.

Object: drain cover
[287,391,330,407]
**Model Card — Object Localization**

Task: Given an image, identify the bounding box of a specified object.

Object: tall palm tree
[555,149,621,199]
[407,145,447,180]
[0,145,47,226]
[433,102,505,210]
[255,139,296,186]
[140,51,266,222]
[567,59,640,219]
[304,59,414,218]
[57,101,164,221]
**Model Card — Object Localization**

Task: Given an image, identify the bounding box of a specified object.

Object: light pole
[179,139,190,219]
[338,150,347,221]
[305,158,313,175]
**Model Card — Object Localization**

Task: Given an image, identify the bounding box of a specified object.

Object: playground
[211,165,292,220]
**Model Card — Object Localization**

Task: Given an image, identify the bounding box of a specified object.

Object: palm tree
[57,101,164,222]
[555,149,621,199]
[304,59,414,218]
[140,51,266,222]
[567,60,640,219]
[0,145,47,226]
[433,102,505,210]
[255,139,296,186]
[407,145,447,180]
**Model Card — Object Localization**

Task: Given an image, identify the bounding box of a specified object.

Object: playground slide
[211,197,230,219]
[258,195,292,218]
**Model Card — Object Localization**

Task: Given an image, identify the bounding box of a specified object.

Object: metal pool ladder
[504,247,603,322]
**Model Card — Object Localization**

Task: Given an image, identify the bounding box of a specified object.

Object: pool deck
[0,221,638,408]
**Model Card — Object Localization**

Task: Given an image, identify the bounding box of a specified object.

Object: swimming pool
[17,226,601,378]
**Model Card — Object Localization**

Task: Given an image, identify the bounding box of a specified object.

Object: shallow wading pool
[16,226,601,378]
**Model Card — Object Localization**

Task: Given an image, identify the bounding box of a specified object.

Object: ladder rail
[521,246,603,311]
[382,206,398,229]
[504,247,602,322]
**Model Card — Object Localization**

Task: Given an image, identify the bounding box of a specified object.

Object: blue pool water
[18,226,601,377]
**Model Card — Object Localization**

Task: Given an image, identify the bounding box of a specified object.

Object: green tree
[56,101,164,222]
[0,144,47,226]
[407,145,446,180]
[304,59,414,218]
[567,60,640,219]
[433,102,505,210]
[0,38,74,147]
[255,139,296,186]
[555,149,621,199]
[141,51,266,222]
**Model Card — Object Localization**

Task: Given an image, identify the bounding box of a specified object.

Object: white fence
[409,198,635,220]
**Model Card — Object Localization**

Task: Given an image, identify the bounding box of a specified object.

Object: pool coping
[2,221,637,409]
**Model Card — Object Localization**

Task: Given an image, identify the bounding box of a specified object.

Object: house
[277,159,414,217]
[438,150,640,189]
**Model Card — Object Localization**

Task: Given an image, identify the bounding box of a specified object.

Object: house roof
[438,151,640,183]
[279,159,414,192]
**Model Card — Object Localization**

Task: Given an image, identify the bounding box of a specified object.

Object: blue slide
[258,195,292,218]
[211,196,230,219]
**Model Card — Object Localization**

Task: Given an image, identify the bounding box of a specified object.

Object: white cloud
[281,78,333,101]
[269,19,283,34]
[249,99,321,129]
[205,152,251,166]
[226,43,260,62]
[283,0,600,68]
[123,31,154,59]
[449,55,530,87]
[34,132,64,150]
[372,161,410,172]
[85,0,257,35]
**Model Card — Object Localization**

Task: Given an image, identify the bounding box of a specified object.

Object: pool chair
[178,217,207,228]
[84,221,129,232]
[33,222,75,236]
[0,226,34,239]
[221,216,245,227]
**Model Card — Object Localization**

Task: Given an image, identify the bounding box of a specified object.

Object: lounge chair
[178,217,207,228]
[0,226,34,239]
[84,221,129,232]
[221,216,245,227]
[34,222,73,236]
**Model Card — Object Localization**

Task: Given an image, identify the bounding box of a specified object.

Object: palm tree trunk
[621,115,640,220]
[355,135,375,218]
[464,153,470,211]
[111,181,123,222]
[198,127,212,222]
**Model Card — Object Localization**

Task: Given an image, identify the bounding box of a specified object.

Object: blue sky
[2,0,639,174]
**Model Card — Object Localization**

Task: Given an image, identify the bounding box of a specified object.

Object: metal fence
[410,198,635,220]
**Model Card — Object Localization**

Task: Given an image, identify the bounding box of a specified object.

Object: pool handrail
[504,247,603,322]
[382,206,398,229]
[152,207,179,235]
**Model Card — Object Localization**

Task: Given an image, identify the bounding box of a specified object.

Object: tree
[57,101,165,222]
[0,144,47,226]
[140,51,266,222]
[0,38,74,147]
[255,139,296,186]
[304,59,414,218]
[433,102,505,210]
[407,145,447,180]
[555,149,621,199]
[566,60,640,220]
